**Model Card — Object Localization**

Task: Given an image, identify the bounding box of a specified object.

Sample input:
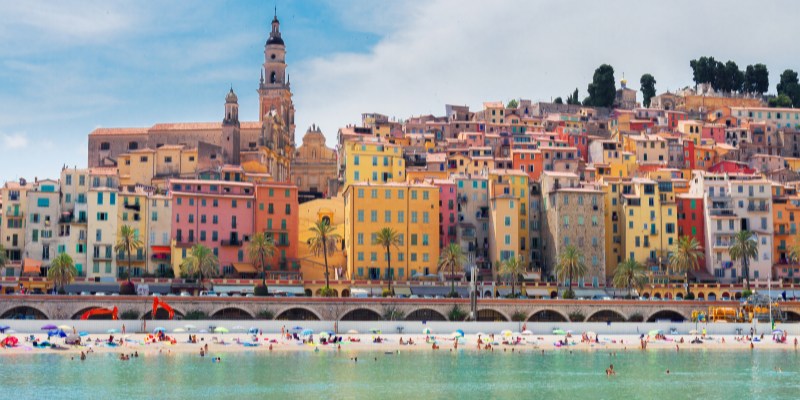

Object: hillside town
[5,14,800,302]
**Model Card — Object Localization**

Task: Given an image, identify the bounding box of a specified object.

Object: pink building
[702,123,726,143]
[171,179,255,276]
[431,179,457,249]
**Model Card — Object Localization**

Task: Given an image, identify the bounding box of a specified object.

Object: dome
[266,36,284,46]
[225,88,238,103]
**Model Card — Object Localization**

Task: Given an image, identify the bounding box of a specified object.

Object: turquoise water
[2,349,799,399]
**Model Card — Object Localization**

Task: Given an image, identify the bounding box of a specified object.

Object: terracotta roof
[150,122,221,131]
[89,127,148,136]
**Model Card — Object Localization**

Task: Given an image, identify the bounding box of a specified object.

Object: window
[357,210,364,222]
[398,211,404,223]
[370,210,378,222]
[385,210,391,223]
[504,216,511,226]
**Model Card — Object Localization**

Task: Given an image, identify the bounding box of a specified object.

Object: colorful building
[254,182,300,276]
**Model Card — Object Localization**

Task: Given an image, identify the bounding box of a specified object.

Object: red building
[708,160,756,174]
[676,194,705,264]
[431,179,457,249]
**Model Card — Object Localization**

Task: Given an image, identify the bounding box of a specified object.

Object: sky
[2,0,800,183]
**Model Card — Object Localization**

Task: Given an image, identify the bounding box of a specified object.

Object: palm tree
[729,230,758,291]
[180,244,219,290]
[0,244,6,273]
[613,259,647,298]
[114,225,143,294]
[669,236,704,296]
[308,220,341,291]
[788,233,800,264]
[438,243,466,297]
[498,256,524,297]
[47,253,77,294]
[248,232,276,292]
[115,225,143,280]
[373,227,401,294]
[554,245,587,298]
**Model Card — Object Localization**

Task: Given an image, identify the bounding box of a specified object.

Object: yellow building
[297,196,346,281]
[117,191,148,276]
[621,178,678,282]
[118,145,198,188]
[344,141,405,187]
[344,181,439,282]
[623,133,668,165]
[600,177,626,280]
[487,170,529,274]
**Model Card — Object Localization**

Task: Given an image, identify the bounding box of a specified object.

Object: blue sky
[2,0,800,183]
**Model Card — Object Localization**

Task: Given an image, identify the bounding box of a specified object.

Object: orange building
[254,183,300,275]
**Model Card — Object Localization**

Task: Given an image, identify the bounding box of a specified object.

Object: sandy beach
[2,330,797,357]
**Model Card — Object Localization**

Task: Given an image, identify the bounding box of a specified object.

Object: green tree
[248,232,276,294]
[566,88,580,105]
[613,259,647,298]
[669,236,704,295]
[714,60,743,93]
[729,231,758,291]
[744,64,769,94]
[114,225,143,294]
[438,243,465,297]
[498,256,524,297]
[554,245,587,298]
[777,69,800,106]
[640,73,656,107]
[769,94,793,108]
[47,253,77,294]
[0,244,6,273]
[373,227,401,294]
[180,244,219,289]
[507,99,519,109]
[690,56,717,86]
[553,97,563,104]
[587,64,616,107]
[308,219,341,292]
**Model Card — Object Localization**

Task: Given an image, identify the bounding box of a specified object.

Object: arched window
[322,216,331,225]
[270,72,276,83]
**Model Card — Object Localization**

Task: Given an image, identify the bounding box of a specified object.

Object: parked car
[94,292,106,296]
[179,291,193,297]
[199,291,218,297]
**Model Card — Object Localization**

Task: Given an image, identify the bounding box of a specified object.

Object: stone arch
[586,310,626,322]
[141,308,185,320]
[647,310,687,322]
[707,293,717,301]
[483,290,493,298]
[476,308,509,322]
[405,308,447,321]
[734,292,742,300]
[1,306,49,320]
[527,309,568,322]
[721,292,730,300]
[341,289,350,298]
[275,307,321,321]
[641,293,650,299]
[784,311,800,322]
[340,308,382,321]
[653,293,662,300]
[696,292,705,300]
[71,307,117,320]
[315,288,338,297]
[304,289,313,297]
[210,307,254,320]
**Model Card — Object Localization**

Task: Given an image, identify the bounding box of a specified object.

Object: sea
[2,349,798,399]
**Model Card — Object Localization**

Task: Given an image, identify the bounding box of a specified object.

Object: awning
[410,286,469,297]
[571,289,609,298]
[351,287,384,297]
[22,258,41,274]
[525,288,552,297]
[232,263,257,273]
[214,285,254,294]
[269,285,305,295]
[393,287,412,296]
[151,246,171,254]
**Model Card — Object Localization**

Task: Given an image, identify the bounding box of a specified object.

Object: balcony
[221,239,243,247]
[709,209,735,217]
[123,203,141,212]
[714,241,732,248]
[747,204,770,212]
[58,212,73,224]
[276,240,291,247]
[117,253,146,262]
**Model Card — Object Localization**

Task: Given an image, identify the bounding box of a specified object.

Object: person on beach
[80,351,86,361]
[122,325,126,335]
[606,364,615,376]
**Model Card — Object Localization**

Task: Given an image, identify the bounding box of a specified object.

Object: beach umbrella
[422,328,431,335]
[501,330,513,337]
[521,330,533,336]
[553,329,566,336]
[78,331,89,337]
[214,327,229,333]
[0,325,10,333]
[370,328,381,334]
[41,324,57,330]
[319,332,330,339]
[232,325,245,331]
[107,328,119,334]
[772,329,784,335]
[199,329,208,333]
[648,329,663,337]
[451,331,464,338]
[347,329,359,334]
[153,327,166,333]
[689,329,698,335]
[184,324,196,331]
[301,329,314,336]
[57,325,72,331]
[173,328,186,333]
[292,326,303,331]
[248,327,259,335]
[455,329,465,337]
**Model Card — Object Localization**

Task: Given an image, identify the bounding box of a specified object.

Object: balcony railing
[117,253,146,262]
[221,239,243,247]
[747,204,770,212]
[123,203,141,212]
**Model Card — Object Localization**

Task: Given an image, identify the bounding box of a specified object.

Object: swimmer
[666,369,670,375]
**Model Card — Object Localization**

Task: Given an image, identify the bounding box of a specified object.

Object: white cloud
[293,0,800,146]
[2,132,28,150]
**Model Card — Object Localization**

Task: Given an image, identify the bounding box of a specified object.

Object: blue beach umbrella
[301,329,314,336]
[0,325,10,333]
[292,326,303,331]
[78,331,89,337]
[248,327,259,335]
[455,329,465,337]
[153,327,166,333]
[41,324,57,330]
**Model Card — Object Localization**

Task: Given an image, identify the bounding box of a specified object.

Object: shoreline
[2,332,797,356]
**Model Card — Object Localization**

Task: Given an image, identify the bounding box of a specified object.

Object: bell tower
[258,10,294,137]
[222,88,240,165]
